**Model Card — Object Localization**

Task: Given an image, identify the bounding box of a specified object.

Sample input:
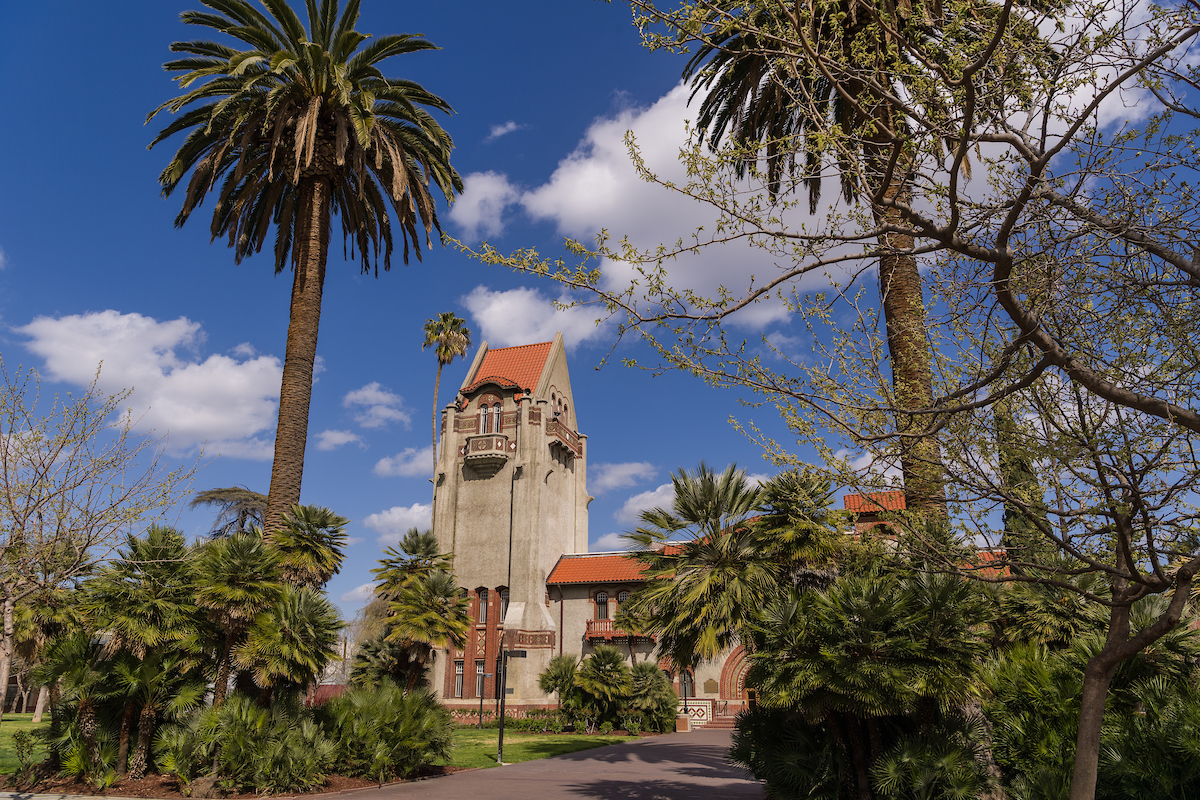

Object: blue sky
[0,0,828,617]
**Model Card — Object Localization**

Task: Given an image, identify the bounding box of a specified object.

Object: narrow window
[481,403,492,433]
[454,661,464,698]
[493,403,502,433]
[478,589,488,624]
[680,670,694,699]
[500,588,510,622]
[596,591,609,620]
[476,660,486,698]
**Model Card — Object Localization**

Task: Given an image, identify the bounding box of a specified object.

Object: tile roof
[843,490,907,514]
[547,552,648,585]
[464,341,553,395]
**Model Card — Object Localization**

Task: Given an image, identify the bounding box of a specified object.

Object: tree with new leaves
[149,0,463,531]
[0,363,192,732]
[423,312,471,477]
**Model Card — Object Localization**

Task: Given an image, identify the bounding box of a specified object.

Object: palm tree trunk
[214,636,235,706]
[265,176,331,535]
[865,141,946,520]
[129,705,155,779]
[432,363,443,478]
[116,699,136,775]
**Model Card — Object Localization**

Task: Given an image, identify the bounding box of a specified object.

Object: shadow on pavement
[560,778,762,799]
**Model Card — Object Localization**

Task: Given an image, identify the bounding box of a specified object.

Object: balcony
[585,619,654,643]
[546,418,583,458]
[461,434,513,477]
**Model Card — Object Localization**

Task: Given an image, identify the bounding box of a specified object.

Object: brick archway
[718,646,750,700]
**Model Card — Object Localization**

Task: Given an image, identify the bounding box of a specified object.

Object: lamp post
[496,648,526,765]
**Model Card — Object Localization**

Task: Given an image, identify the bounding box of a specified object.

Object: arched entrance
[718,646,751,711]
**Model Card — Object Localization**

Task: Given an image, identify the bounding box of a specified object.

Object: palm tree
[234,584,343,701]
[384,570,469,691]
[273,504,349,587]
[372,528,453,599]
[679,2,1037,517]
[189,487,267,537]
[111,652,205,778]
[574,645,633,721]
[149,0,463,532]
[423,312,471,477]
[538,654,579,710]
[194,534,283,704]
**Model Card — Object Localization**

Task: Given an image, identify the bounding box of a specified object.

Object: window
[454,661,464,698]
[595,591,609,620]
[500,588,510,622]
[680,670,694,699]
[477,589,488,624]
[476,660,486,698]
[481,403,492,433]
[493,404,502,432]
[617,590,630,605]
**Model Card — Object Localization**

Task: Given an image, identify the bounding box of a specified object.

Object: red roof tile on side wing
[547,552,649,585]
[844,490,907,513]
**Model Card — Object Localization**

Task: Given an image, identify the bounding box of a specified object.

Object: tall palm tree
[680,2,1039,517]
[194,534,283,704]
[422,312,471,477]
[149,0,463,532]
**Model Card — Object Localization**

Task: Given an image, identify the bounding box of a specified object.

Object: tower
[431,333,589,705]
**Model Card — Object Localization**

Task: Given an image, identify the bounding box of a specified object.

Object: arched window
[617,590,630,605]
[477,589,488,624]
[500,588,510,622]
[493,404,502,433]
[481,404,492,433]
[595,591,609,620]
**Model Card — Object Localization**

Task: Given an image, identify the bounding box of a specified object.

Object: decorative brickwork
[515,631,556,649]
[545,419,583,456]
[528,408,541,425]
[455,414,479,433]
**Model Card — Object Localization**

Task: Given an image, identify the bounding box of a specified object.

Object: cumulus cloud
[17,310,281,458]
[485,121,524,142]
[591,532,632,551]
[590,462,656,495]
[449,171,520,240]
[343,382,410,429]
[462,285,610,350]
[362,503,432,543]
[339,582,377,604]
[374,446,433,477]
[615,482,675,526]
[315,429,363,451]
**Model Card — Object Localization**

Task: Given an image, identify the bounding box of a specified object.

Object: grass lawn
[446,728,638,769]
[0,714,49,775]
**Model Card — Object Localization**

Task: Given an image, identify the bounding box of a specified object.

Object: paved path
[0,729,762,800]
[338,729,761,800]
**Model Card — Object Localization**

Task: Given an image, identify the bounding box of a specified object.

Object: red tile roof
[464,341,553,395]
[547,552,648,585]
[844,490,906,514]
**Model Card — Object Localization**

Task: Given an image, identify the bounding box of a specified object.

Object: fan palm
[149,0,463,531]
[372,528,453,599]
[111,652,206,778]
[194,534,284,704]
[423,312,471,477]
[538,654,579,710]
[384,570,469,691]
[234,584,343,700]
[680,1,1043,517]
[574,645,633,719]
[272,504,349,587]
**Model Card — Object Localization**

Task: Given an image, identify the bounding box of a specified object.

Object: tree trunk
[129,704,155,779]
[264,176,331,534]
[432,363,443,479]
[0,594,14,730]
[32,685,48,723]
[116,699,136,776]
[213,635,235,706]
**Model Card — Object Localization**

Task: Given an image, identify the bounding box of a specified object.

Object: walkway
[341,728,761,800]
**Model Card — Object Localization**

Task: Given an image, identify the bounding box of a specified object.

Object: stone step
[703,716,738,729]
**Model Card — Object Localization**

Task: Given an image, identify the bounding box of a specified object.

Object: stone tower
[431,332,589,705]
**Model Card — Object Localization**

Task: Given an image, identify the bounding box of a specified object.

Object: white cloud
[615,482,675,526]
[485,121,523,142]
[0,245,7,270]
[449,171,521,241]
[17,310,281,458]
[834,448,903,485]
[362,503,432,543]
[343,382,410,429]
[591,532,631,551]
[339,582,377,603]
[374,446,433,477]
[462,285,610,350]
[315,429,363,451]
[231,342,257,358]
[590,461,656,495]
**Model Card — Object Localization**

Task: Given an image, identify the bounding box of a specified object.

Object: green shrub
[320,683,453,783]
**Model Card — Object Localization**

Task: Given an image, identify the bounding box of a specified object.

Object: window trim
[477,588,488,624]
[595,591,609,620]
[454,661,464,698]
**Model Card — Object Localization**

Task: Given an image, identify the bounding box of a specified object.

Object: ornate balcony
[546,418,583,458]
[584,619,654,643]
[460,434,514,477]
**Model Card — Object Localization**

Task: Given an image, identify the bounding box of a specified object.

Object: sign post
[496,649,527,765]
